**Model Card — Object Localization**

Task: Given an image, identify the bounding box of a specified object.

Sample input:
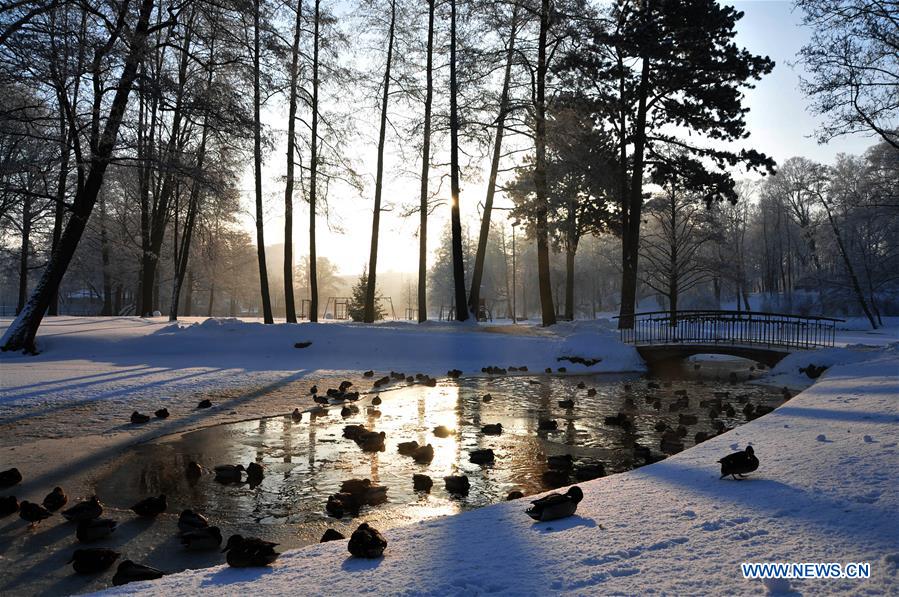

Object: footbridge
[615,310,844,367]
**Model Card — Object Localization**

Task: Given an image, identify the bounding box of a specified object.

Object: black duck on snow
[320,528,345,543]
[0,495,18,517]
[19,501,52,527]
[718,445,759,480]
[131,494,167,517]
[177,509,209,533]
[112,560,165,586]
[43,487,67,511]
[222,534,279,567]
[76,518,118,543]
[526,486,584,522]
[0,468,22,488]
[70,548,120,574]
[347,523,387,558]
[62,496,103,522]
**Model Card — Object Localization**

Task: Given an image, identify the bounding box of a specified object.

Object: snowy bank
[0,317,643,414]
[100,343,899,596]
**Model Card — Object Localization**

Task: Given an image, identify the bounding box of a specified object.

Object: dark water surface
[95,358,785,557]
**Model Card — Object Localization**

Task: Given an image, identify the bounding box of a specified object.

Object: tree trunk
[417,0,435,323]
[820,194,877,329]
[141,20,192,316]
[468,6,518,316]
[99,191,112,316]
[1,0,157,352]
[283,0,303,323]
[49,111,70,316]
[169,111,209,321]
[618,53,651,329]
[16,195,31,315]
[448,0,468,322]
[253,0,274,324]
[364,0,396,323]
[533,0,555,326]
[564,245,575,321]
[308,0,321,322]
[207,281,215,316]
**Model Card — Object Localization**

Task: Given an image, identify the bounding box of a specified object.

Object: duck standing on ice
[526,486,584,522]
[718,445,759,480]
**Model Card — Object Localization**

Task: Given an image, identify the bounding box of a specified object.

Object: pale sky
[242,0,876,278]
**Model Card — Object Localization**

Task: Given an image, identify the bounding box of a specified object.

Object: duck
[541,469,570,487]
[178,509,209,533]
[678,413,698,426]
[654,421,669,432]
[574,463,606,481]
[19,501,52,527]
[130,411,150,424]
[326,492,355,518]
[320,528,345,542]
[313,395,329,405]
[694,431,710,444]
[357,431,386,452]
[309,385,318,395]
[246,462,265,485]
[526,486,584,522]
[647,382,661,390]
[0,495,18,517]
[342,424,366,440]
[576,381,586,389]
[444,475,470,495]
[197,399,212,409]
[339,380,353,391]
[538,419,558,431]
[433,425,453,438]
[412,444,435,464]
[0,468,22,488]
[587,388,597,397]
[222,534,279,567]
[62,496,103,522]
[291,408,303,422]
[348,523,387,558]
[469,449,495,465]
[131,494,167,518]
[481,423,503,435]
[180,526,223,551]
[76,518,117,543]
[363,370,374,378]
[557,399,575,409]
[397,440,419,456]
[371,395,382,406]
[412,474,433,491]
[155,408,170,419]
[42,487,68,512]
[547,454,574,470]
[718,445,759,480]
[185,461,203,480]
[112,560,165,586]
[70,548,120,574]
[506,490,525,500]
[214,464,245,483]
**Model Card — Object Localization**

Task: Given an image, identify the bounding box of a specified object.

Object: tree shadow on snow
[199,566,273,587]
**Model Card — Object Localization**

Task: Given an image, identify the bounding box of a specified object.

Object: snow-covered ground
[96,338,899,595]
[0,316,642,416]
[2,317,897,595]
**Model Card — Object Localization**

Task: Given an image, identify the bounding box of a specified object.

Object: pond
[94,358,786,561]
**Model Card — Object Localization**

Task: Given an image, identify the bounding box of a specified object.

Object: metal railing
[614,310,843,350]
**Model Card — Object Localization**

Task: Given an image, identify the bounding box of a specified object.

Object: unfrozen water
[95,359,785,560]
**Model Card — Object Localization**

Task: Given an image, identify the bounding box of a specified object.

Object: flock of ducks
[0,362,769,588]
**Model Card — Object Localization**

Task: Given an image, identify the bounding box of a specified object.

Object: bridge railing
[614,310,843,350]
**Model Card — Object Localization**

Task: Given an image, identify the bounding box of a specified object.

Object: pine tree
[349,270,386,322]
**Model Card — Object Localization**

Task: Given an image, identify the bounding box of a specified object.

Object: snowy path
[98,344,899,596]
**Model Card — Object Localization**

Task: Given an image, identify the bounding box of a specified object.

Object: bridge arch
[615,310,843,367]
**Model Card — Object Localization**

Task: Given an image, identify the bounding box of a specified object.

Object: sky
[243,0,877,278]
